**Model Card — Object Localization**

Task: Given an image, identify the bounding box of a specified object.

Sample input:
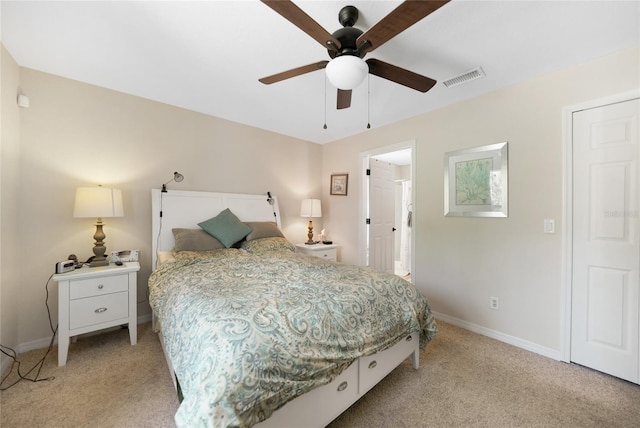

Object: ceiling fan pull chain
[367,74,371,129]
[323,75,328,130]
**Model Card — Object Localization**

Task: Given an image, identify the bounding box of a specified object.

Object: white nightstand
[295,244,339,262]
[53,262,140,366]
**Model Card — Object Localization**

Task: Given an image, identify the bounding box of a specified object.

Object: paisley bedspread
[148,238,437,428]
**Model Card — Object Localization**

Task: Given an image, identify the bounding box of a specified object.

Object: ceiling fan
[258,0,450,109]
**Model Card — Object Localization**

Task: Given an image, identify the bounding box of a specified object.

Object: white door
[369,159,395,274]
[571,98,640,383]
[399,180,412,275]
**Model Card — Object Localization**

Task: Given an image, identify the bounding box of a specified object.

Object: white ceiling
[2,1,638,144]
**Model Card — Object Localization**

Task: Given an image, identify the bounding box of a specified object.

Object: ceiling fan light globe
[326,56,368,90]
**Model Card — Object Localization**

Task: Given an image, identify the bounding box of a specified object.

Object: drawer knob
[98,284,104,289]
[95,307,108,313]
[406,335,413,342]
[368,360,378,369]
[337,381,348,392]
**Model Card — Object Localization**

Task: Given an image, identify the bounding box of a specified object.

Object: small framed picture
[444,142,508,217]
[330,173,348,196]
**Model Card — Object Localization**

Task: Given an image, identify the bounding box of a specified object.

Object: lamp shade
[300,199,322,218]
[73,187,124,218]
[325,55,368,90]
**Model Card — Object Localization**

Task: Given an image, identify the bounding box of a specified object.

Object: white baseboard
[433,311,563,361]
[14,333,57,355]
[13,314,153,355]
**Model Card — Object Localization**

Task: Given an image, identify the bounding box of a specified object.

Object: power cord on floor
[0,274,58,391]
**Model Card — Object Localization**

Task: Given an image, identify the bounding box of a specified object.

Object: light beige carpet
[1,322,178,427]
[2,321,639,427]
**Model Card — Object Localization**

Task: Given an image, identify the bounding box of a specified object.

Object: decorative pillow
[172,228,225,252]
[242,237,296,253]
[244,222,284,241]
[198,208,252,248]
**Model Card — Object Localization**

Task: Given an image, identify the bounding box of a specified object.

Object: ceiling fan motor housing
[328,6,365,59]
[329,27,364,58]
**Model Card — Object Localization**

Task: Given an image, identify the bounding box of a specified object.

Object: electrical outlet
[490,296,499,310]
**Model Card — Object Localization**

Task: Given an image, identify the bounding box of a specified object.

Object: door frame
[359,140,416,276]
[561,89,640,362]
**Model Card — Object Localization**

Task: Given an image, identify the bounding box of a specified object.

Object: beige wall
[3,60,322,350]
[1,46,22,366]
[322,47,640,354]
[3,43,639,358]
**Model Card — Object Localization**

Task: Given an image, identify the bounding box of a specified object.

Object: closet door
[571,98,640,383]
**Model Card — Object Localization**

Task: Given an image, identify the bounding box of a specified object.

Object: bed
[149,189,437,427]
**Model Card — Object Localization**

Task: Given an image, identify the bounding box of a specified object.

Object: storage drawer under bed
[255,331,419,428]
[359,332,419,394]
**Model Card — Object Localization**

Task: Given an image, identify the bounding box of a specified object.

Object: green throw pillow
[198,208,252,248]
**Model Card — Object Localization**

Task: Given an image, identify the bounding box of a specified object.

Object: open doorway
[360,141,415,282]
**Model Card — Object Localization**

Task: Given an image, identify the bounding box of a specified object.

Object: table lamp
[300,199,322,245]
[74,186,124,267]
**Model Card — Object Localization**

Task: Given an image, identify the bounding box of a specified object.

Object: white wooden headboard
[151,189,281,269]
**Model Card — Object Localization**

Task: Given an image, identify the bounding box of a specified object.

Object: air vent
[442,67,485,88]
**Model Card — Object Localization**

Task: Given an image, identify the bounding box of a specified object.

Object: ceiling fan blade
[261,0,341,52]
[356,0,450,54]
[367,58,437,92]
[337,89,352,110]
[259,61,329,85]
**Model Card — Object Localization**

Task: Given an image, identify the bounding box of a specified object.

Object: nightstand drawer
[314,249,337,261]
[69,274,128,299]
[69,292,129,329]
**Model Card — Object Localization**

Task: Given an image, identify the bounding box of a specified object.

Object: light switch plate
[544,219,555,234]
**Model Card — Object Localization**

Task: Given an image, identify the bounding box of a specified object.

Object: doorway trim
[359,140,416,277]
[561,89,640,363]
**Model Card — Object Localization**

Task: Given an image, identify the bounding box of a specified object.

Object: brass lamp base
[305,220,315,244]
[89,221,110,267]
[89,258,109,267]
